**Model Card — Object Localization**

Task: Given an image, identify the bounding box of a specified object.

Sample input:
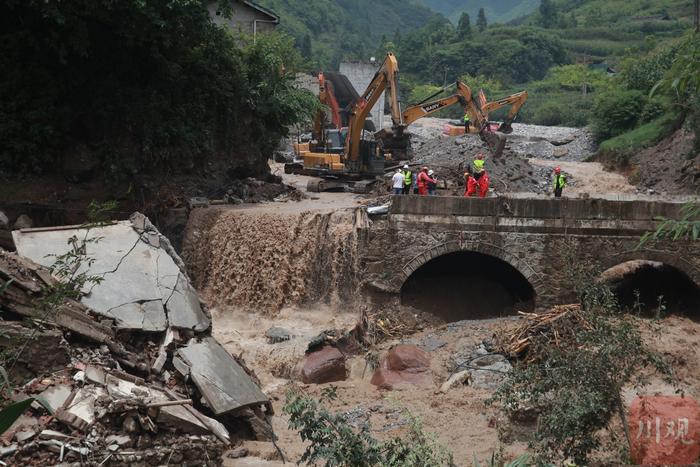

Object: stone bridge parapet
[363,195,700,308]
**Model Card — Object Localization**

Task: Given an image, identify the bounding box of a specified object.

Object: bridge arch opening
[601,260,700,316]
[400,251,535,322]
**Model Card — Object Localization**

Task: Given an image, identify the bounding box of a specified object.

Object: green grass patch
[596,113,677,168]
[599,113,675,153]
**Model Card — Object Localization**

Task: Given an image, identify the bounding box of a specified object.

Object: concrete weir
[363,195,700,309]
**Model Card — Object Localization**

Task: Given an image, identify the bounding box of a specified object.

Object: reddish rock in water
[629,395,700,465]
[370,345,431,390]
[301,346,346,384]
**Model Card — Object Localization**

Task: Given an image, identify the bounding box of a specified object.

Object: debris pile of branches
[0,214,272,466]
[502,304,591,363]
[360,307,423,345]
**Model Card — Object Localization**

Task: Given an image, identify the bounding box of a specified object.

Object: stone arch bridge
[362,195,700,308]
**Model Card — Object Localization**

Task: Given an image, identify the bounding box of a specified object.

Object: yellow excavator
[286,54,528,192]
[377,81,528,159]
[287,53,405,192]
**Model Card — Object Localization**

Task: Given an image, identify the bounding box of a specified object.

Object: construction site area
[1,45,700,467]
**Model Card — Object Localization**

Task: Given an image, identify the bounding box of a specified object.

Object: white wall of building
[339,61,385,130]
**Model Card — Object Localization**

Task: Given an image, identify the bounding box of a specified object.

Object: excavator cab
[318,128,346,154]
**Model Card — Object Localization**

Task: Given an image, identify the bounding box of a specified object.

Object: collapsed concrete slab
[12,213,210,333]
[176,337,269,415]
[2,212,271,465]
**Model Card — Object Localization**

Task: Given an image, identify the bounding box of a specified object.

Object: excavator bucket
[480,131,507,158]
[497,123,514,134]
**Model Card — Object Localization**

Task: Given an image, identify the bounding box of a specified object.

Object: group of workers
[392,165,439,196]
[392,155,567,198]
[463,153,489,197]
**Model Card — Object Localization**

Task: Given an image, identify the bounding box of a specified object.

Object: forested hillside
[255,0,440,68]
[380,0,694,130]
[415,0,539,24]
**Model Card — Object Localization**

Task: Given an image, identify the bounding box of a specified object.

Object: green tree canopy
[0,0,317,178]
[456,12,472,40]
[476,8,488,32]
[537,0,558,29]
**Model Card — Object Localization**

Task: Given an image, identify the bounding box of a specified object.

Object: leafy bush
[532,102,564,126]
[651,32,700,155]
[284,387,455,467]
[640,202,700,247]
[639,97,667,123]
[591,89,645,141]
[490,256,671,465]
[597,113,676,168]
[621,43,679,92]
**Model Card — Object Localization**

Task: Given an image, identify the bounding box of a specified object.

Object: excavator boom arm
[402,94,465,126]
[482,91,528,124]
[344,53,402,165]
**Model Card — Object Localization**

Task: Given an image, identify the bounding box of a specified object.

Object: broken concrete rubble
[0,322,69,383]
[12,213,210,333]
[176,337,270,415]
[0,213,271,466]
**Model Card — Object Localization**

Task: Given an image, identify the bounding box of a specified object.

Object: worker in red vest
[417,167,436,196]
[467,154,489,197]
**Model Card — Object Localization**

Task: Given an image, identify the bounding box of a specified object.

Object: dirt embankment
[627,129,700,196]
[182,206,368,312]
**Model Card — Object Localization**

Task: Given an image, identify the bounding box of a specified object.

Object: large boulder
[629,395,700,465]
[0,211,9,230]
[370,345,431,390]
[301,346,346,384]
[13,214,33,230]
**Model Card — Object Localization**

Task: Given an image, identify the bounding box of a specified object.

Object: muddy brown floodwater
[179,124,700,465]
[183,205,368,313]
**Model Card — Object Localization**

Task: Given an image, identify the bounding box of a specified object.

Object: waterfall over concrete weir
[182,207,369,313]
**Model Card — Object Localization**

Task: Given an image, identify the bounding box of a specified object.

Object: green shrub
[639,97,667,123]
[597,113,676,168]
[591,89,645,141]
[621,44,679,92]
[532,102,564,126]
[490,256,671,465]
[284,387,455,467]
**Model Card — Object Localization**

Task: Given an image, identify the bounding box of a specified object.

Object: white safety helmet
[403,164,409,169]
[428,170,434,175]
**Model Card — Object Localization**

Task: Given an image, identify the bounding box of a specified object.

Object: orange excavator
[377,81,528,159]
[287,55,528,192]
[295,71,376,160]
[483,91,528,134]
